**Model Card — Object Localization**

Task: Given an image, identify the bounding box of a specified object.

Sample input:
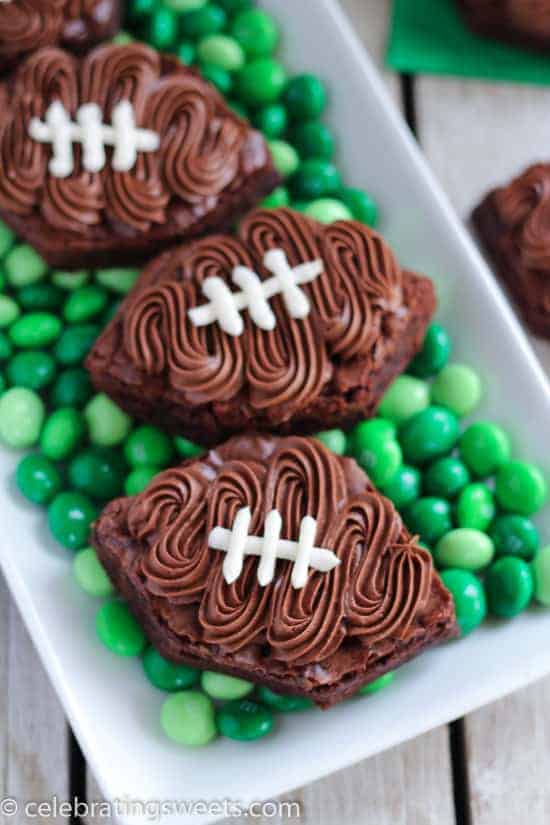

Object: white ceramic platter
[1,1,549,823]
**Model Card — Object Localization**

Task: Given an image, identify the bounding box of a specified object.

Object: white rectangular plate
[1,1,550,823]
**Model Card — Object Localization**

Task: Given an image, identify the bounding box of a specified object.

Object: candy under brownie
[92,435,458,708]
[472,164,550,339]
[458,0,550,51]
[0,43,278,268]
[86,208,436,444]
[0,0,122,75]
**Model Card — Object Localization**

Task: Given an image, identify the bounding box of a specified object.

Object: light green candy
[164,0,207,9]
[531,545,550,606]
[84,394,132,447]
[268,140,300,178]
[0,388,45,448]
[95,268,140,294]
[161,691,217,747]
[304,198,353,224]
[4,244,48,287]
[197,34,245,72]
[434,528,494,571]
[201,671,254,700]
[431,364,482,417]
[378,375,430,424]
[0,295,20,328]
[52,270,90,290]
[74,547,114,597]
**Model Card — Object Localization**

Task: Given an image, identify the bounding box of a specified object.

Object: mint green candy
[0,296,20,328]
[0,388,44,448]
[164,0,208,9]
[268,140,300,178]
[40,408,85,460]
[430,363,482,417]
[124,466,159,496]
[201,671,254,700]
[161,691,217,747]
[52,270,90,290]
[434,528,494,571]
[95,267,140,294]
[4,244,47,287]
[84,394,132,447]
[456,483,495,531]
[143,647,200,691]
[9,313,62,348]
[0,221,14,258]
[531,545,550,606]
[379,375,429,424]
[358,671,395,695]
[174,436,204,458]
[48,491,97,551]
[304,198,353,224]
[63,286,108,323]
[197,34,245,71]
[261,186,290,209]
[495,460,547,516]
[315,429,347,455]
[73,548,114,597]
[96,600,146,656]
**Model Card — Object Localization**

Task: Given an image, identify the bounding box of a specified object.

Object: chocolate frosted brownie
[473,164,550,338]
[0,43,278,268]
[87,208,436,444]
[458,0,550,51]
[92,435,457,708]
[0,0,122,74]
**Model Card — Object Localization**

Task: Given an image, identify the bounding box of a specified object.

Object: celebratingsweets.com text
[0,795,302,821]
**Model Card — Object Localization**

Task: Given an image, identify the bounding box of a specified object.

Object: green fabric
[388,0,550,86]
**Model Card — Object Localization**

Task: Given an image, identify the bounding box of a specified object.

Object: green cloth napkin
[388,0,550,86]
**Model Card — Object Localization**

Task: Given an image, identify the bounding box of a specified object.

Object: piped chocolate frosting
[459,0,550,50]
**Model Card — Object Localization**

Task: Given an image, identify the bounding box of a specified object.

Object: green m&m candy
[7,350,56,391]
[456,483,495,531]
[231,8,279,56]
[174,436,204,458]
[63,285,108,323]
[423,457,470,499]
[96,600,146,656]
[339,187,378,227]
[268,140,300,178]
[201,671,254,700]
[0,296,20,328]
[50,368,93,408]
[352,420,402,487]
[304,198,352,224]
[378,375,429,425]
[261,186,290,209]
[54,323,99,365]
[380,464,421,509]
[434,528,494,572]
[315,429,347,455]
[291,120,335,161]
[290,159,341,201]
[253,103,287,138]
[124,425,173,468]
[236,58,286,105]
[495,461,547,516]
[283,74,327,120]
[440,569,486,636]
[0,387,44,448]
[17,283,64,311]
[40,408,85,460]
[124,466,159,496]
[256,686,313,711]
[408,324,451,378]
[148,7,178,50]
[531,545,550,606]
[9,313,62,349]
[430,364,482,417]
[73,547,114,598]
[16,453,62,505]
[84,394,132,447]
[68,447,127,500]
[197,34,245,71]
[485,556,533,618]
[161,691,217,747]
[48,491,97,551]
[459,421,511,477]
[4,244,47,287]
[143,647,200,691]
[399,406,459,466]
[358,671,395,695]
[489,514,539,561]
[180,4,227,38]
[405,497,452,545]
[216,698,273,741]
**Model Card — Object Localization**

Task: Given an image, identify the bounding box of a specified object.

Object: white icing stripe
[188,249,323,335]
[28,100,160,178]
[208,507,340,588]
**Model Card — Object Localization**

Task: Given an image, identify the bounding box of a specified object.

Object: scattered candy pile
[0,0,547,748]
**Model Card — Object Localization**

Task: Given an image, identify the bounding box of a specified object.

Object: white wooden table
[2,2,550,822]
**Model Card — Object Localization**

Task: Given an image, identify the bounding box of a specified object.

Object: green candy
[218,0,252,12]
[216,698,274,741]
[339,187,378,226]
[201,671,254,700]
[0,221,15,258]
[405,497,452,545]
[268,139,300,178]
[200,62,233,94]
[423,457,470,499]
[315,429,347,455]
[253,103,288,138]
[174,436,204,458]
[349,418,396,453]
[459,421,511,477]
[180,4,227,38]
[256,686,313,711]
[408,324,451,378]
[52,270,90,290]
[161,691,217,747]
[128,0,157,18]
[456,483,495,531]
[17,283,64,311]
[430,363,482,417]
[358,672,395,695]
[434,528,494,571]
[304,199,352,224]
[96,600,146,656]
[231,8,279,56]
[489,514,539,561]
[40,408,85,460]
[291,120,335,160]
[380,465,421,509]
[50,368,93,408]
[399,406,459,466]
[164,0,208,9]
[440,569,486,636]
[0,296,20,328]
[143,647,200,691]
[148,7,178,49]
[290,159,342,200]
[124,425,174,468]
[177,42,196,65]
[0,387,44,448]
[495,461,547,516]
[84,394,132,447]
[378,375,429,425]
[16,453,62,505]
[6,350,56,390]
[9,312,62,349]
[531,545,550,606]
[73,547,114,598]
[283,74,327,120]
[261,186,290,209]
[68,447,127,501]
[53,324,99,365]
[48,491,97,551]
[197,34,245,71]
[4,244,47,287]
[236,58,287,105]
[485,556,533,618]
[0,331,12,361]
[94,267,140,294]
[124,466,159,496]
[63,285,108,323]
[356,438,402,487]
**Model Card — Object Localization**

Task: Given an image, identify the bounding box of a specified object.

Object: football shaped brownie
[458,0,550,51]
[0,0,122,74]
[87,208,436,444]
[92,435,457,708]
[473,164,550,338]
[0,43,278,267]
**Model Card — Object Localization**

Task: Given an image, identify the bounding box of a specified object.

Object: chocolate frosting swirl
[493,164,550,274]
[0,43,254,235]
[125,436,435,665]
[123,208,406,419]
[461,0,550,39]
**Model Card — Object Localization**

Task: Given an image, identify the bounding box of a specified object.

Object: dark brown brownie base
[458,0,550,52]
[93,496,458,709]
[472,194,550,339]
[86,272,435,445]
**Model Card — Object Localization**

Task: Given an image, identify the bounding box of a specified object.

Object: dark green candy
[180,4,227,38]
[124,425,174,468]
[217,0,252,12]
[405,497,452,545]
[68,448,127,501]
[380,465,421,509]
[142,646,200,691]
[339,186,378,226]
[216,698,274,741]
[423,456,470,499]
[485,556,534,618]
[177,41,196,65]
[290,159,342,200]
[290,120,335,160]
[48,491,98,551]
[489,514,539,561]
[54,324,99,365]
[96,600,146,656]
[7,350,56,390]
[0,331,12,361]
[253,103,288,138]
[148,7,178,49]
[200,62,233,94]
[399,406,459,466]
[17,283,64,311]
[408,324,451,378]
[16,453,62,505]
[283,74,327,120]
[50,368,93,408]
[256,686,314,712]
[440,569,486,636]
